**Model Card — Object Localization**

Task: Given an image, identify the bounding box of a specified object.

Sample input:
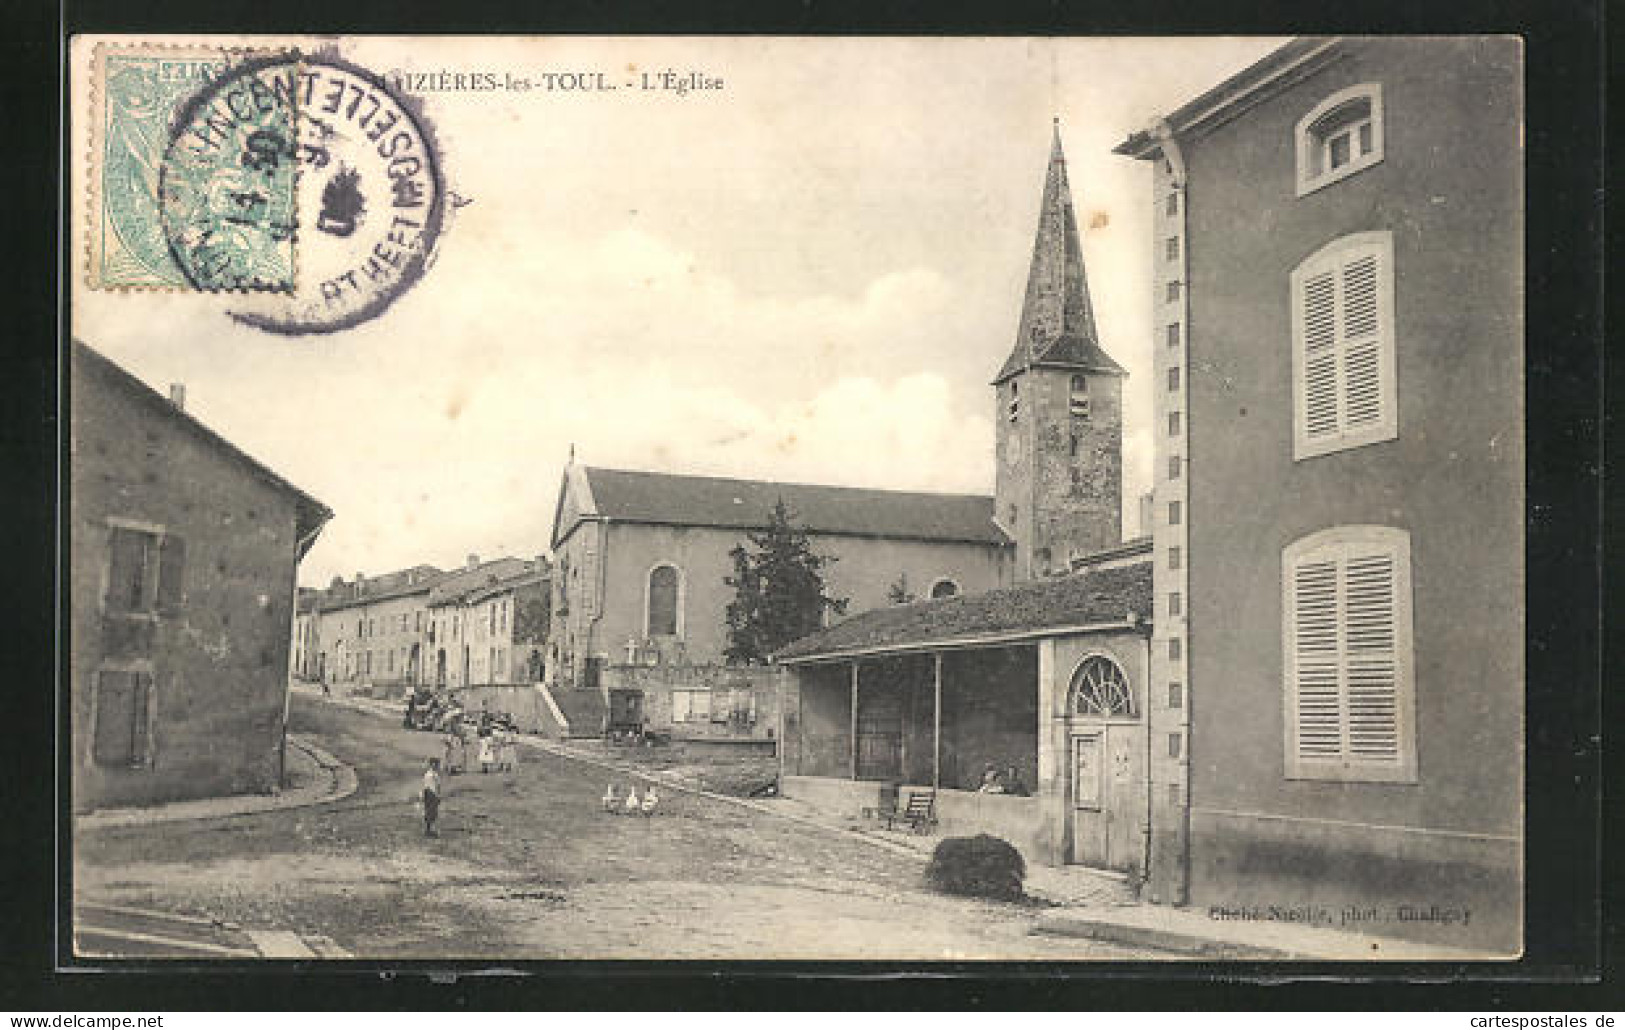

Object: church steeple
[993,123,1125,581]
[994,121,1124,386]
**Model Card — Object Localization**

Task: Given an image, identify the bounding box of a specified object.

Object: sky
[73,35,1288,587]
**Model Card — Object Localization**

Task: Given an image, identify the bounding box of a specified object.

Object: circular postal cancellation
[155,49,446,334]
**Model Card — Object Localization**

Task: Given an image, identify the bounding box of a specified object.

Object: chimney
[466,554,480,570]
[168,383,186,410]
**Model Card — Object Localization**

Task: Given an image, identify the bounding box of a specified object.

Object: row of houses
[291,554,551,698]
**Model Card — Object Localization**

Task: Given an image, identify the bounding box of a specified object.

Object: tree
[887,573,916,605]
[724,499,848,664]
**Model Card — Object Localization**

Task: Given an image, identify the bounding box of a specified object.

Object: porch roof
[775,560,1152,664]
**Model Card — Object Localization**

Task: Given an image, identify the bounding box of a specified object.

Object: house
[424,555,550,690]
[545,463,1016,739]
[70,340,332,812]
[776,125,1162,879]
[291,587,322,681]
[1114,36,1522,952]
[313,563,443,698]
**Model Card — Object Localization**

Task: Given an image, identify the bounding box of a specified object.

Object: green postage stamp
[88,44,297,291]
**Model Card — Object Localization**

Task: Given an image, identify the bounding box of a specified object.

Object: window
[93,669,153,767]
[1168,682,1183,708]
[1070,655,1136,718]
[1283,526,1416,782]
[1296,84,1384,196]
[1007,381,1019,421]
[1168,592,1182,616]
[1168,733,1183,759]
[929,578,960,600]
[1168,411,1182,437]
[105,525,184,615]
[646,563,681,637]
[1070,466,1082,489]
[1165,192,1178,216]
[1168,500,1182,526]
[1165,237,1180,262]
[1069,375,1090,418]
[1168,367,1181,392]
[1292,232,1398,459]
[1168,455,1182,480]
[1165,281,1181,302]
[1069,433,1080,458]
[1167,323,1180,349]
[1169,637,1183,662]
[672,689,712,723]
[1168,546,1182,571]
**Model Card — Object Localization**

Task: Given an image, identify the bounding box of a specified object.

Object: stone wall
[601,663,784,743]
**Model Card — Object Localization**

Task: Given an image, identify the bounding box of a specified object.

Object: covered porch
[774,565,1154,873]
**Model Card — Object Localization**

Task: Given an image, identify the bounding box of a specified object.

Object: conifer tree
[724,499,848,664]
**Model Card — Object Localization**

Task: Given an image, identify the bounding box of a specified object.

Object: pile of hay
[925,834,1026,902]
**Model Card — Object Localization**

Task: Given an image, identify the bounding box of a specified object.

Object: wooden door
[1069,723,1145,872]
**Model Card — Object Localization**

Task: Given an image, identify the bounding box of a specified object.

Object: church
[539,124,1150,766]
[775,125,1159,878]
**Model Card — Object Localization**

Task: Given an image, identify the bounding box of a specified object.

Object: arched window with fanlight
[1070,654,1137,719]
[645,563,682,638]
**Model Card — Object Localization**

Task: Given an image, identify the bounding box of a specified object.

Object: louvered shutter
[1340,251,1385,430]
[1342,548,1400,761]
[1286,529,1411,780]
[1293,234,1395,458]
[1300,270,1340,443]
[1290,557,1343,759]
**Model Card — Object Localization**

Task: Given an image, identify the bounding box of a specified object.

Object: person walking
[498,724,519,773]
[478,728,497,774]
[421,757,443,837]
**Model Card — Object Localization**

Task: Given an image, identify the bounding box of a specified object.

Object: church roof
[775,560,1152,663]
[994,125,1126,385]
[561,466,1010,547]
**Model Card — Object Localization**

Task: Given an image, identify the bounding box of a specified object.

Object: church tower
[994,123,1126,581]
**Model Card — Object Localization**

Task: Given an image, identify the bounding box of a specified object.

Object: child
[499,726,519,773]
[478,730,497,774]
[421,758,443,837]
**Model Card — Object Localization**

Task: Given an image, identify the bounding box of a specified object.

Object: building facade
[1116,36,1523,952]
[70,340,331,812]
[425,556,550,690]
[547,464,1016,694]
[313,564,442,697]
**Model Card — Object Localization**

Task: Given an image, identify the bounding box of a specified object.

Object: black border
[3,0,1607,1010]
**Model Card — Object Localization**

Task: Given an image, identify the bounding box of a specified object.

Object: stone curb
[77,734,359,830]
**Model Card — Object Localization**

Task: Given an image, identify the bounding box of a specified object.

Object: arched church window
[929,578,960,600]
[1071,654,1136,718]
[646,563,681,637]
[1069,375,1091,419]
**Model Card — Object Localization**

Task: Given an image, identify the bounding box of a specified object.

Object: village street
[74,694,1169,961]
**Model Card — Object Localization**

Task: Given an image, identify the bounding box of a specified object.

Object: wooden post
[932,651,943,791]
[849,660,860,780]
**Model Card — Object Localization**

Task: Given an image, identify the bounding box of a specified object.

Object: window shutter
[1285,529,1411,780]
[157,535,186,612]
[1291,558,1343,760]
[93,670,150,766]
[1340,251,1385,429]
[1343,550,1400,760]
[106,528,151,614]
[1300,269,1340,442]
[1293,234,1396,459]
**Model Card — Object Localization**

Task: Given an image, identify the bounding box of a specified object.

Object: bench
[881,788,937,834]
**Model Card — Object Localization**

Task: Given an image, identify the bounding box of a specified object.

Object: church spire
[994,122,1124,384]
